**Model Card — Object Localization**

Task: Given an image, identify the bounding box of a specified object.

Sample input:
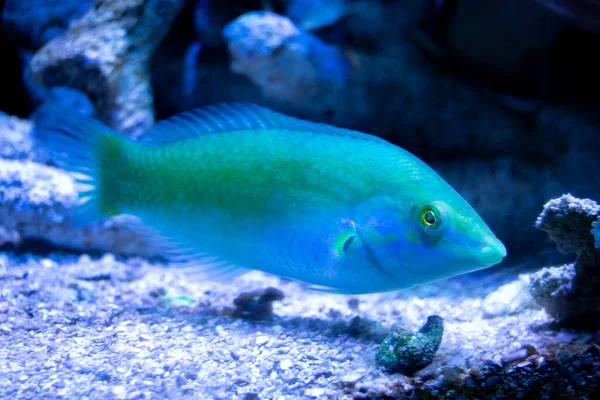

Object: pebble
[255,335,269,346]
[305,387,326,397]
[215,325,227,337]
[280,358,293,370]
[112,385,127,399]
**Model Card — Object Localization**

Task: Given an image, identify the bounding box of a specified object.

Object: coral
[27,0,185,138]
[0,157,159,259]
[230,287,285,320]
[529,194,600,325]
[376,315,444,375]
[223,11,351,114]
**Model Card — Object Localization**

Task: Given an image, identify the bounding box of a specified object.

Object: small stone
[347,298,360,310]
[339,371,364,386]
[112,385,127,399]
[280,358,293,370]
[501,344,537,365]
[215,325,227,337]
[305,388,326,397]
[0,325,13,335]
[255,335,269,346]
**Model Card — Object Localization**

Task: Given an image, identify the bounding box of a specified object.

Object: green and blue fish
[39,103,506,294]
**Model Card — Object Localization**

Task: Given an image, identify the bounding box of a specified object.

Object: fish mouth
[478,239,507,266]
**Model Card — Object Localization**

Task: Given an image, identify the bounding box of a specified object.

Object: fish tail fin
[35,110,130,228]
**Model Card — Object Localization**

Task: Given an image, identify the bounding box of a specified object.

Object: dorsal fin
[138,102,388,145]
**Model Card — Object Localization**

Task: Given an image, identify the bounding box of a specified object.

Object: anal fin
[122,216,251,281]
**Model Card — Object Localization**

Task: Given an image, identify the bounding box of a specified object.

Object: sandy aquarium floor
[0,253,595,400]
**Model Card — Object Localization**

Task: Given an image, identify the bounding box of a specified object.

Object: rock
[304,387,328,398]
[535,194,600,258]
[501,344,537,365]
[27,0,185,138]
[437,365,467,386]
[0,157,159,258]
[0,113,35,161]
[529,263,576,322]
[376,315,444,375]
[279,358,293,371]
[0,98,94,166]
[529,194,600,326]
[223,11,351,116]
[482,275,538,318]
[255,335,269,346]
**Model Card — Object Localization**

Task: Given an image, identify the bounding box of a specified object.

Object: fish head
[355,187,507,289]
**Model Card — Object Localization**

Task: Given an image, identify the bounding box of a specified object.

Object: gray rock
[529,263,576,322]
[223,11,352,117]
[0,113,35,161]
[535,194,600,260]
[27,0,185,138]
[529,194,600,325]
[0,157,158,258]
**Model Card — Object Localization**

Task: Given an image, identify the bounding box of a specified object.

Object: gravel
[2,251,598,399]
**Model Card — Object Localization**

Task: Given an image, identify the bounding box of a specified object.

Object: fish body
[39,103,506,294]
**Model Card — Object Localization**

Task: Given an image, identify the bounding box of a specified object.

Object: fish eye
[419,204,443,232]
[422,209,437,227]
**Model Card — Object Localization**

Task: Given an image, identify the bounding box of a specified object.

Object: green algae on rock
[376,315,444,375]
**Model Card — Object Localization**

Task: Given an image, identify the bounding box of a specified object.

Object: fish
[36,103,506,294]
